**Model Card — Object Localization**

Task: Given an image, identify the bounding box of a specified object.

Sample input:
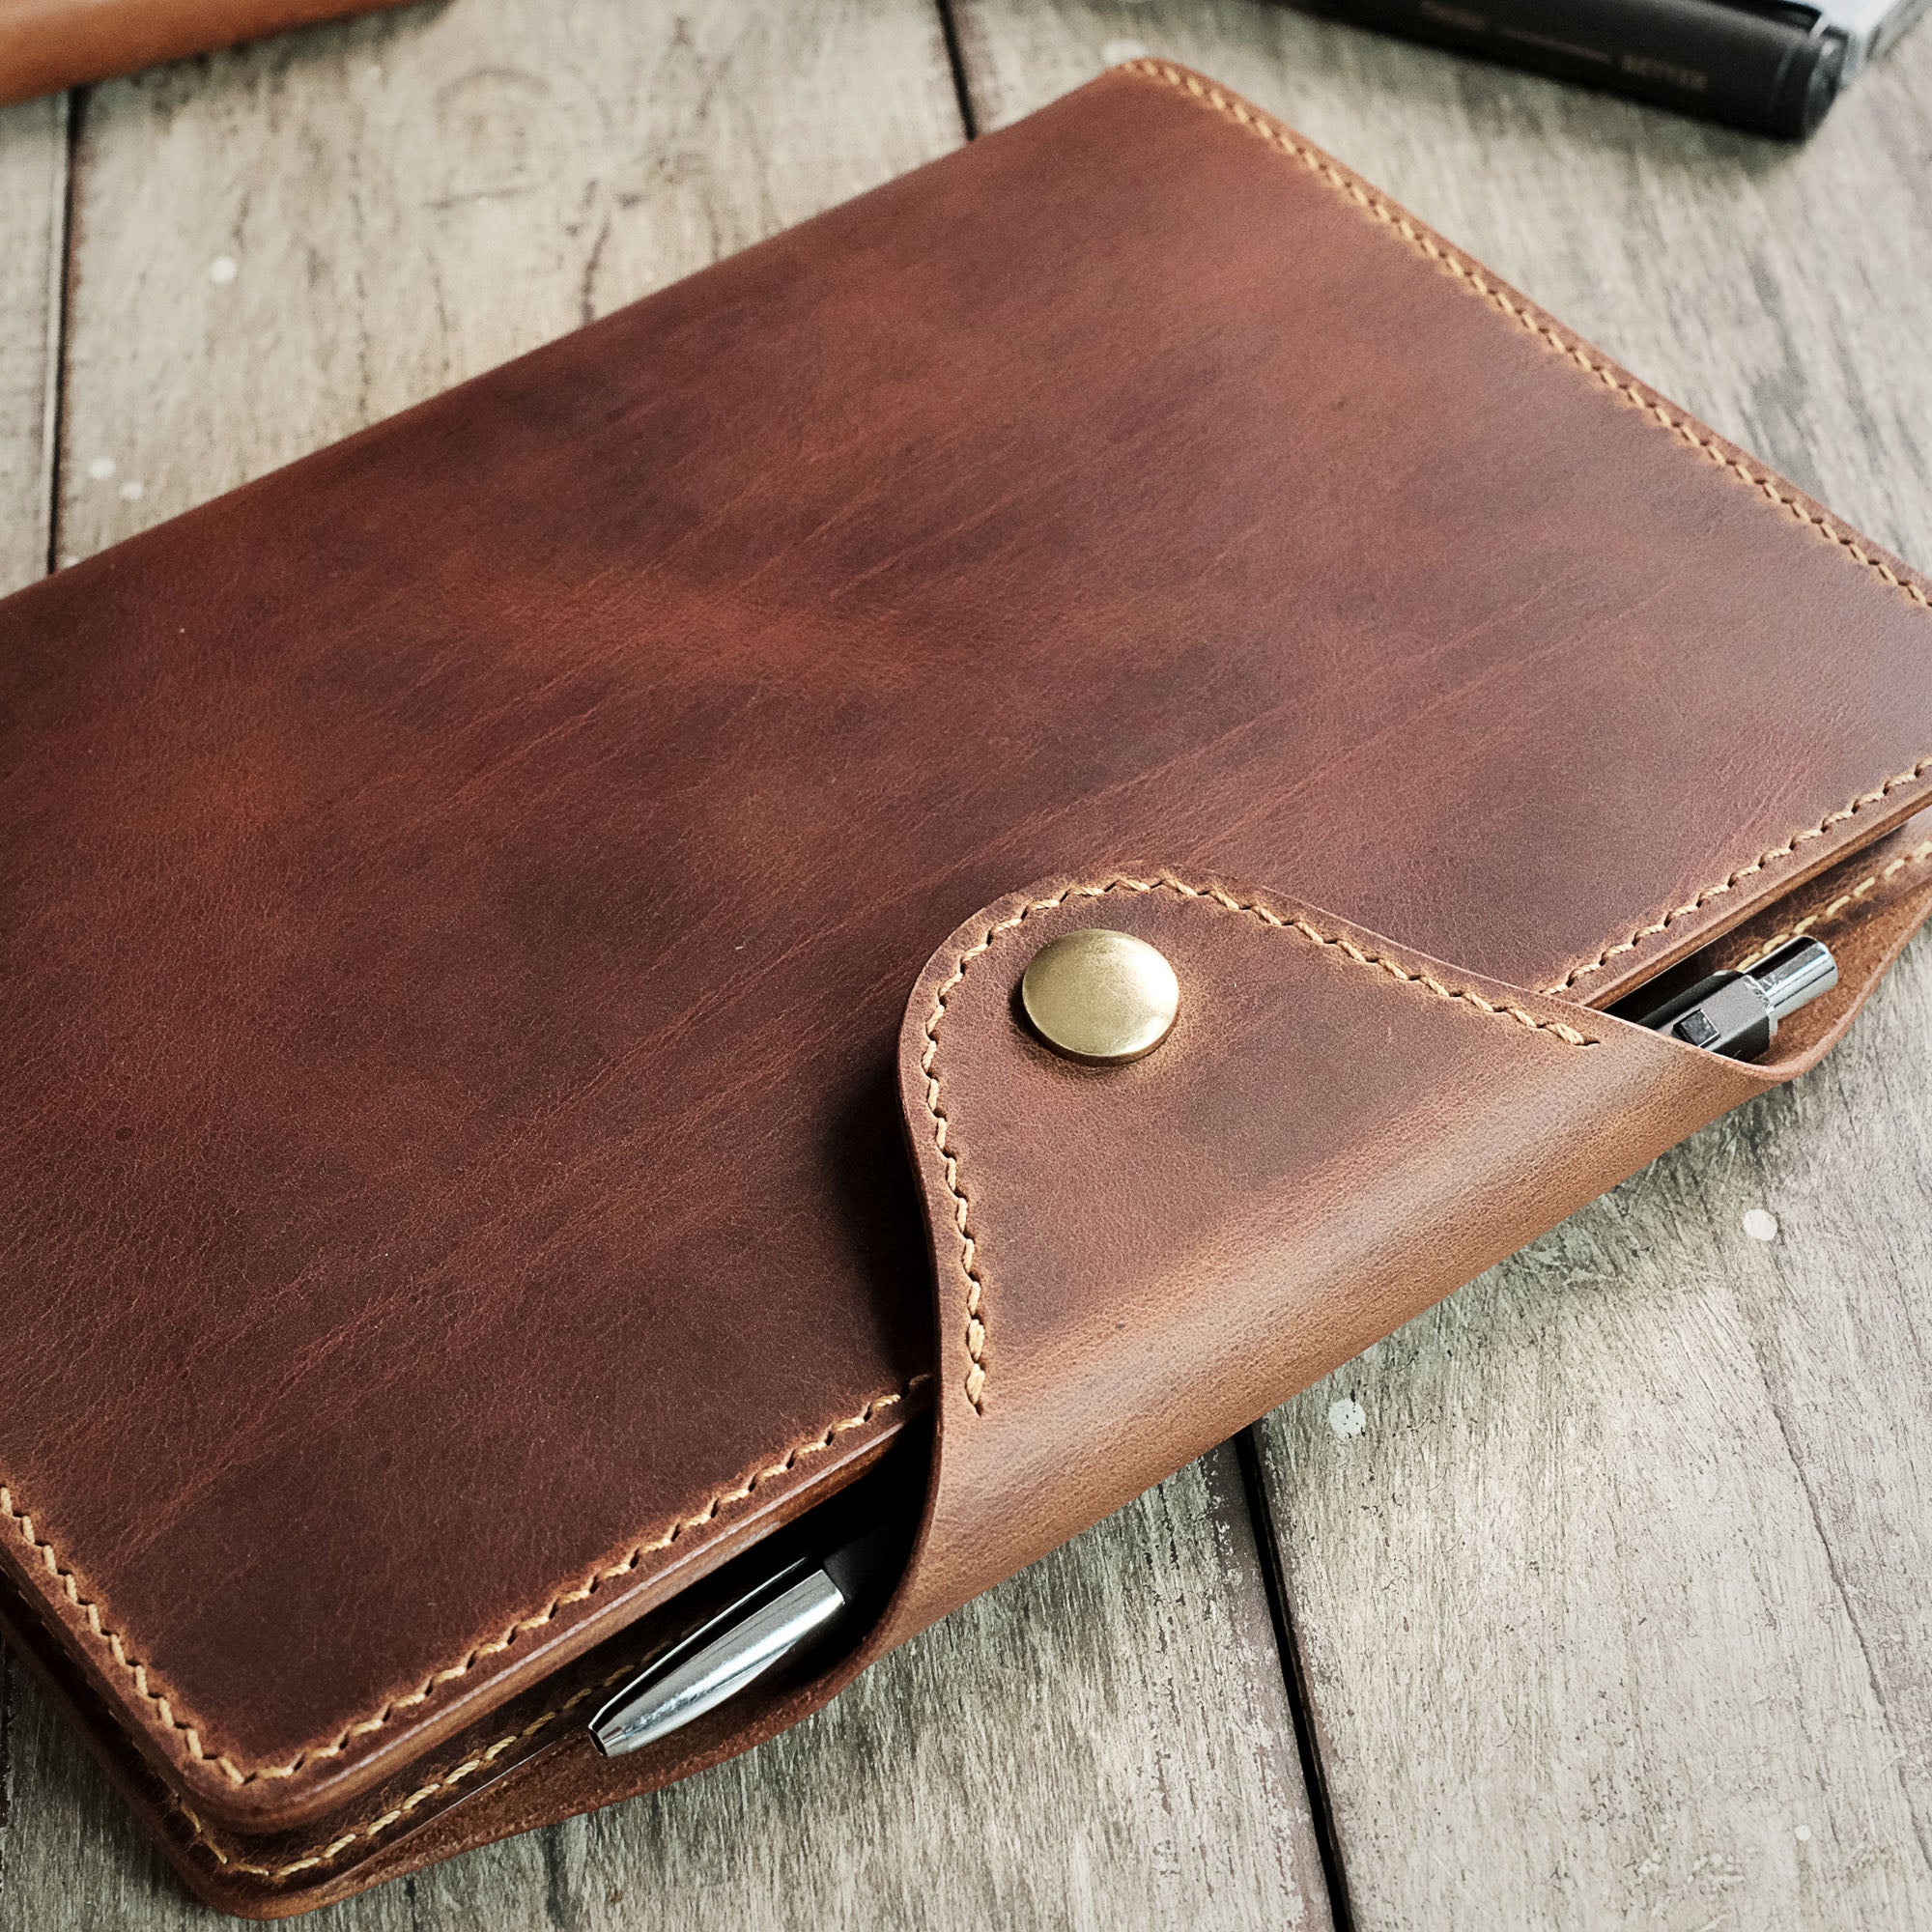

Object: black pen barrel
[1309,0,1846,136]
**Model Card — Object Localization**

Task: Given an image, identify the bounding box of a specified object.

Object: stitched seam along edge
[1728,838,1932,972]
[1546,762,1932,990]
[1120,60,1932,998]
[5,1381,922,1805]
[173,1658,644,1884]
[918,872,1596,1416]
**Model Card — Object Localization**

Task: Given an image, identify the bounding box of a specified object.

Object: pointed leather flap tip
[878,869,1768,1641]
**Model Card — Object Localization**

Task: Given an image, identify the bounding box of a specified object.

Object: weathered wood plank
[1,5,1330,1926]
[52,0,967,558]
[0,87,65,592]
[957,8,1932,1926]
[1256,978,1932,1928]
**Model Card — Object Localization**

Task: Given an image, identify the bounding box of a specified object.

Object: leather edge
[0,1378,923,1833]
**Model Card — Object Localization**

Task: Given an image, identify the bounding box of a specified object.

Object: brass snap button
[1019,927,1179,1065]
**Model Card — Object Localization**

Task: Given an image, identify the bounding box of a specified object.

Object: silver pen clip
[589,1560,849,1758]
[588,1502,908,1759]
[1630,935,1838,1059]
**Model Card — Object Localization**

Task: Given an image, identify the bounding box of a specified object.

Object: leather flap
[878,869,1772,1641]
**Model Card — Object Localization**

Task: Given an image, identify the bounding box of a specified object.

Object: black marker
[1307,0,1928,139]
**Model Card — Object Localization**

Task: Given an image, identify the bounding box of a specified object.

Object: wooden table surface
[2,4,1929,1927]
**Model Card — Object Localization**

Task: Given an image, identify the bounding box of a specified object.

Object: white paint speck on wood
[1328,1397,1367,1438]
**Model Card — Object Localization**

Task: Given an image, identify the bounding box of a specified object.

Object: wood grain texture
[0,87,65,592]
[0,4,1329,1926]
[954,8,1932,1926]
[1257,969,1932,1929]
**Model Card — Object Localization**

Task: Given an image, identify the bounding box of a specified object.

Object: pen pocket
[876,867,1783,1642]
[1690,804,1932,1075]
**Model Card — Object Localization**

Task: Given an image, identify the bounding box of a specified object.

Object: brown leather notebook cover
[4,62,1930,1917]
[0,0,412,104]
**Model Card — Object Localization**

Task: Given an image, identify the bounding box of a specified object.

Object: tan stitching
[173,1655,640,1882]
[919,872,1594,1414]
[1120,60,1932,995]
[1727,838,1932,972]
[1544,760,1932,990]
[4,1380,921,1793]
[1122,60,1931,620]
